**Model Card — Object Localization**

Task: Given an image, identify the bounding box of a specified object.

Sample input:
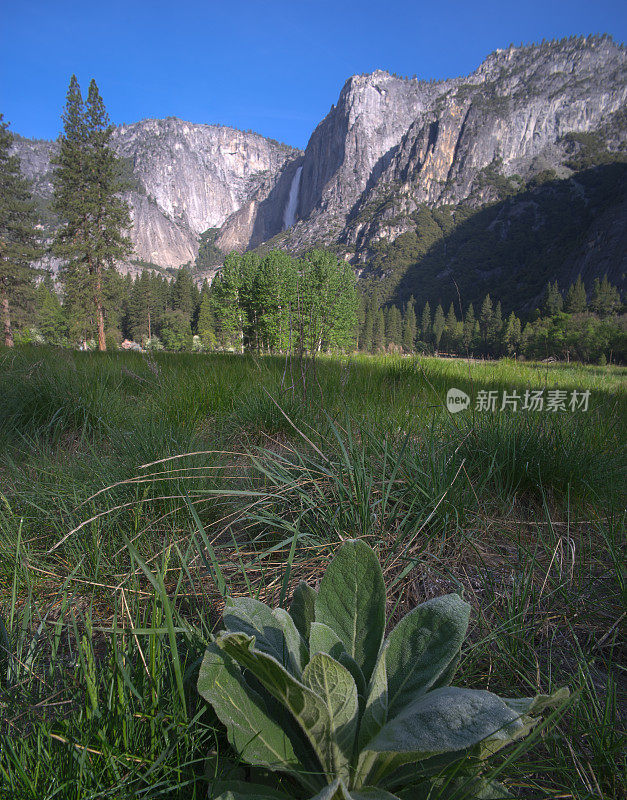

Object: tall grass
[0,347,624,798]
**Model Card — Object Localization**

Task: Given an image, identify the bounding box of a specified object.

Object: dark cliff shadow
[374,163,627,313]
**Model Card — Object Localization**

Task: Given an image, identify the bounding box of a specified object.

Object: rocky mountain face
[275,36,626,251]
[11,120,301,272]
[10,36,627,304]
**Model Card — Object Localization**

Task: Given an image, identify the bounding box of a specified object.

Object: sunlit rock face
[12,119,301,270]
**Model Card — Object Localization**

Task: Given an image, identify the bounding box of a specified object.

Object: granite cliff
[12,120,301,272]
[10,35,627,303]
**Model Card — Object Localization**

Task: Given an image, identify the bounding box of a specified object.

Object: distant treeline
[359,275,626,363]
[20,265,625,363]
[25,249,359,355]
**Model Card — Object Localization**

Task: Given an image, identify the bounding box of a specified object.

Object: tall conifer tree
[53,76,132,349]
[0,116,41,346]
[401,296,417,352]
[433,303,445,351]
[421,301,431,344]
[565,275,587,314]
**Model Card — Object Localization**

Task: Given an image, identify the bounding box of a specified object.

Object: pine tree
[386,305,403,349]
[489,300,503,356]
[503,311,521,356]
[590,275,621,316]
[35,275,67,344]
[170,267,195,315]
[432,304,445,351]
[127,271,158,342]
[421,301,432,344]
[0,116,41,346]
[53,76,132,350]
[543,281,563,316]
[521,322,534,357]
[463,303,476,352]
[479,294,493,352]
[401,296,417,352]
[372,309,385,352]
[443,302,458,352]
[360,300,375,352]
[565,275,587,313]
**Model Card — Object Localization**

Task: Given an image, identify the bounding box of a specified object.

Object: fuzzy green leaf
[338,652,368,703]
[357,687,528,786]
[302,652,359,781]
[503,687,570,717]
[315,540,386,682]
[197,643,300,775]
[310,622,346,659]
[290,581,318,639]
[223,597,296,672]
[217,631,336,780]
[385,594,470,718]
[273,607,308,674]
[358,644,388,750]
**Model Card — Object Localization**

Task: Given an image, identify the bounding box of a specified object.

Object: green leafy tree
[296,251,358,354]
[254,251,297,352]
[0,116,41,346]
[197,290,216,350]
[53,76,132,350]
[209,250,358,355]
[210,252,243,350]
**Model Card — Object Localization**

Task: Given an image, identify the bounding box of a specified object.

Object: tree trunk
[95,266,106,351]
[1,284,14,348]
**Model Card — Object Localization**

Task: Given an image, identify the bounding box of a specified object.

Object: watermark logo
[446,387,591,412]
[447,388,471,413]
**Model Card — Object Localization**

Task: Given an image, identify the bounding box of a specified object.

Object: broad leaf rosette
[198,540,568,799]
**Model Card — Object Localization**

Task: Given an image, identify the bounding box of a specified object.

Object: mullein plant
[198,540,567,799]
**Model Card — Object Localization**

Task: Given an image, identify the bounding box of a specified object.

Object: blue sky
[1,0,625,149]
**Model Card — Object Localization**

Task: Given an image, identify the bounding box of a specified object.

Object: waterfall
[283,165,303,229]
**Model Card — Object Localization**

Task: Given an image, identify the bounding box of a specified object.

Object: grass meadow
[0,346,625,799]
